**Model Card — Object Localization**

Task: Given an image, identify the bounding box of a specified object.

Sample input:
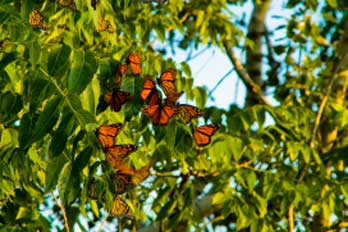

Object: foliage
[1,0,348,231]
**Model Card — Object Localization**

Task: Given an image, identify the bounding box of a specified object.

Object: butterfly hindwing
[109,196,134,218]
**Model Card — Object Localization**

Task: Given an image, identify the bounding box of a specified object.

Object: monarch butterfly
[131,164,151,185]
[104,91,132,112]
[127,53,141,75]
[140,78,160,105]
[111,173,132,194]
[193,124,219,147]
[57,0,76,9]
[157,68,183,104]
[115,64,128,86]
[142,103,177,125]
[178,104,204,124]
[105,145,137,161]
[96,16,114,33]
[109,196,134,218]
[96,124,123,149]
[29,9,48,30]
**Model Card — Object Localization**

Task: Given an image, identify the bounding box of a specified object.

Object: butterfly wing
[111,173,132,194]
[115,64,128,86]
[104,91,132,112]
[96,124,123,148]
[178,104,204,124]
[158,68,183,104]
[109,196,134,218]
[140,78,161,105]
[97,16,114,32]
[29,9,48,30]
[193,124,219,146]
[127,53,141,75]
[131,164,151,185]
[105,145,137,164]
[57,0,76,9]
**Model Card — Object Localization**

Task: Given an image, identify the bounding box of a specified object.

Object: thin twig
[208,68,235,99]
[223,40,271,106]
[52,193,70,232]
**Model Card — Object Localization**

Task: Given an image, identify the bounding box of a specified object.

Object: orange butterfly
[29,9,48,30]
[109,196,134,218]
[140,78,161,105]
[105,145,137,161]
[157,68,183,104]
[193,124,219,147]
[111,173,132,194]
[97,16,114,33]
[96,124,123,149]
[131,164,151,185]
[142,102,177,125]
[115,64,128,86]
[104,90,132,112]
[127,53,141,75]
[178,104,204,124]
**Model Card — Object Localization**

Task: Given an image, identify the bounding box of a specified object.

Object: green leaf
[327,0,337,8]
[68,50,97,94]
[32,96,61,142]
[58,162,72,204]
[45,155,69,192]
[49,111,75,158]
[74,146,93,172]
[66,94,96,126]
[46,44,71,77]
[212,192,226,205]
[18,113,32,149]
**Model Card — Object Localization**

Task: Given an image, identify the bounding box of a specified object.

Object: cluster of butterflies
[102,53,219,146]
[90,123,151,218]
[140,68,219,146]
[28,1,111,32]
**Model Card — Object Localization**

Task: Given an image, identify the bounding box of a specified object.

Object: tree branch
[52,193,70,232]
[288,203,294,232]
[223,40,271,106]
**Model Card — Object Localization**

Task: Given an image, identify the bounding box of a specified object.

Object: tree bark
[245,0,272,106]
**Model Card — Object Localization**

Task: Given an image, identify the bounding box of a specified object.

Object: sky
[167,0,292,109]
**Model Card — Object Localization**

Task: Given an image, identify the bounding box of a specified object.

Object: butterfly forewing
[193,124,219,146]
[178,104,204,124]
[96,124,123,148]
[108,196,134,218]
[105,145,137,164]
[29,9,48,30]
[127,53,141,75]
